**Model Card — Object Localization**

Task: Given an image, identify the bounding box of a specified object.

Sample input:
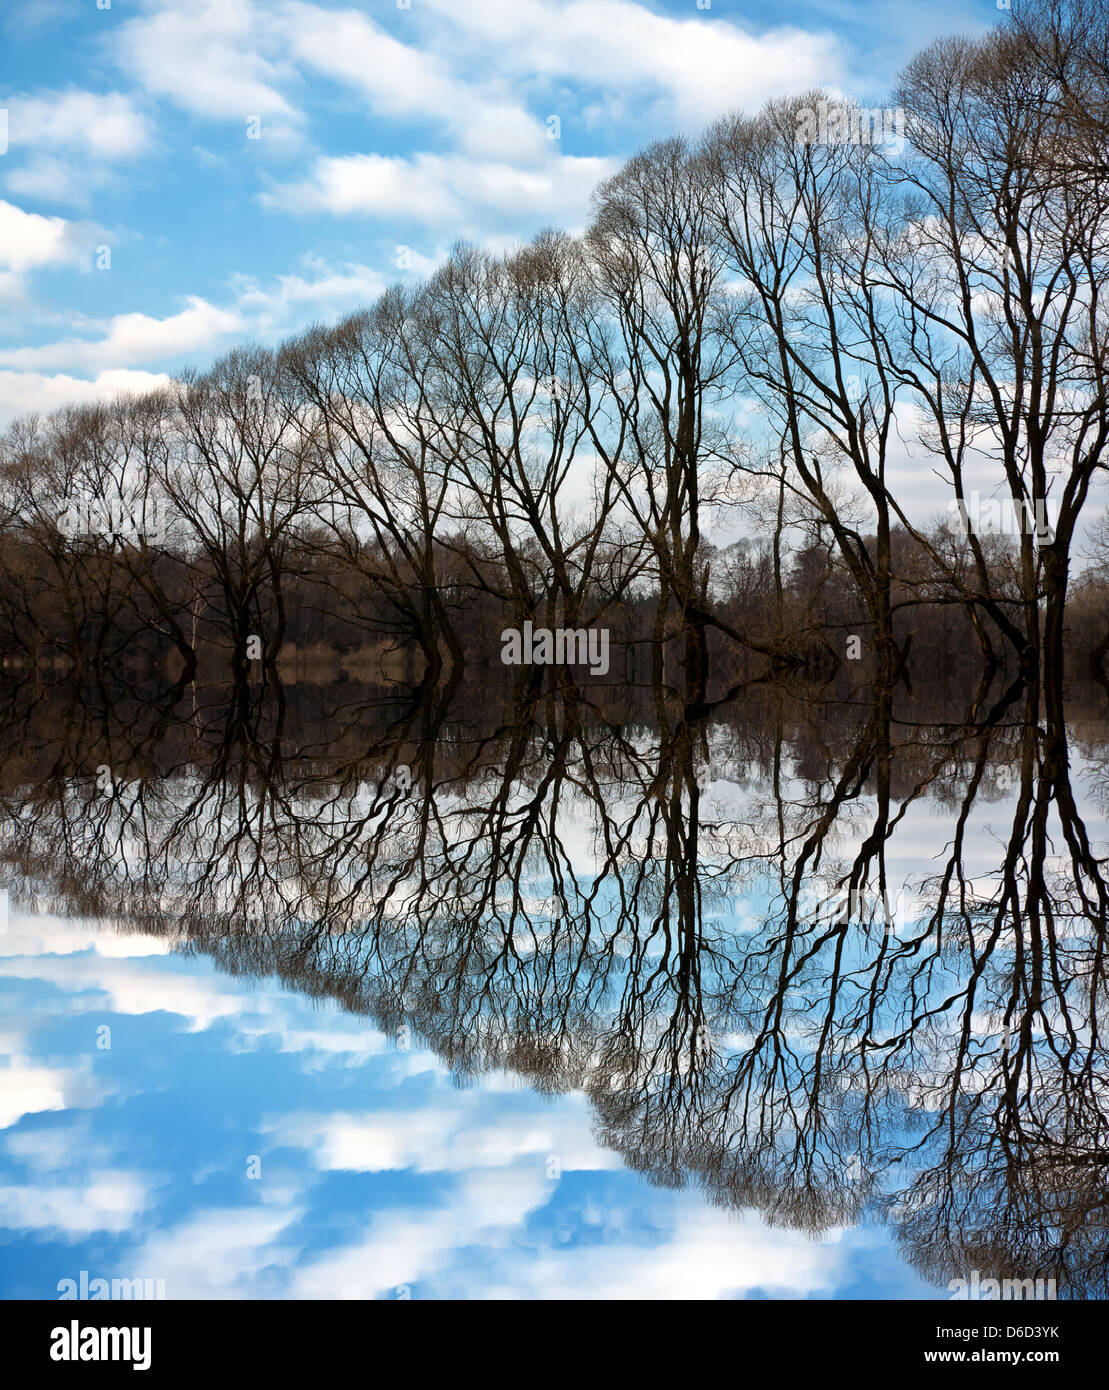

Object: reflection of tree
[0,669,1106,1296]
[887,676,1109,1298]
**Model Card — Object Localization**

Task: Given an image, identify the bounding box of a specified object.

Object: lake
[1,674,1105,1300]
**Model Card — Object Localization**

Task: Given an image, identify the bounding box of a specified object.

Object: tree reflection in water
[1,665,1106,1299]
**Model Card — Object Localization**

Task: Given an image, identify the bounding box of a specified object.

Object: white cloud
[0,368,171,425]
[282,5,461,121]
[0,911,172,960]
[267,1094,617,1175]
[0,252,405,423]
[118,0,299,125]
[3,156,117,207]
[128,1207,302,1298]
[282,2,547,162]
[0,952,249,1033]
[264,151,617,235]
[8,90,152,161]
[0,1058,69,1128]
[0,298,244,374]
[0,200,89,275]
[0,1170,150,1238]
[417,0,844,129]
[229,256,390,335]
[115,0,845,148]
[482,1202,846,1300]
[290,1155,846,1300]
[2,91,153,205]
[4,1119,118,1175]
[0,200,107,310]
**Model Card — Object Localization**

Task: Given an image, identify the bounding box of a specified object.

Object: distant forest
[2,0,1108,707]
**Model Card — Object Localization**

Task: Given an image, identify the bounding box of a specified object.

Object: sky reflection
[0,904,934,1301]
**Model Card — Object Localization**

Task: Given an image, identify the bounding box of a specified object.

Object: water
[1,676,1105,1300]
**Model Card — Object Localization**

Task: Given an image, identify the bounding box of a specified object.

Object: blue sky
[0,0,999,427]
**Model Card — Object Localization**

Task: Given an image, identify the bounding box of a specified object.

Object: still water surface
[1,682,1105,1299]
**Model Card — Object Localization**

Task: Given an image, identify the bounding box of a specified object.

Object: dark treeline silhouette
[1,0,1108,708]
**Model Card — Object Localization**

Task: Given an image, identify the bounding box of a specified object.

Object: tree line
[1,0,1107,703]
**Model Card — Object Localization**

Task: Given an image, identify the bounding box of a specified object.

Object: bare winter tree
[876,24,1109,696]
[587,138,740,704]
